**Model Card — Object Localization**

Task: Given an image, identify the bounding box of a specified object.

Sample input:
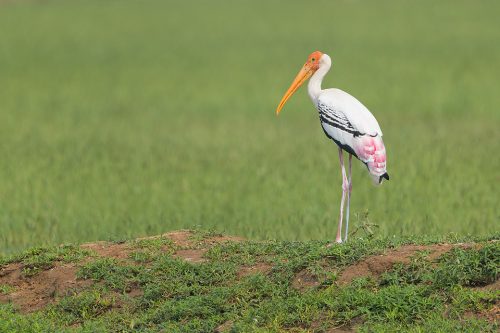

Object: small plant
[54,289,117,323]
[1,244,91,277]
[349,210,380,239]
[78,258,142,292]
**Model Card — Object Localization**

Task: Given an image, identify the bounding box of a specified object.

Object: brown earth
[292,268,322,291]
[0,262,92,312]
[237,263,273,279]
[0,230,242,312]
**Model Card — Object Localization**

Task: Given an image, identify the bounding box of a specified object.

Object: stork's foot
[335,228,343,244]
[326,239,343,248]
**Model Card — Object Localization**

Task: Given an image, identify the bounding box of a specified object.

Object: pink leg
[336,148,348,243]
[345,154,353,242]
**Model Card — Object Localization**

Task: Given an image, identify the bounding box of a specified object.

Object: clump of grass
[53,288,118,323]
[129,236,175,251]
[434,243,499,288]
[360,314,495,333]
[0,304,62,333]
[380,250,435,286]
[447,286,499,319]
[0,244,90,277]
[380,242,499,289]
[127,236,177,264]
[129,250,153,264]
[0,285,15,295]
[78,258,142,292]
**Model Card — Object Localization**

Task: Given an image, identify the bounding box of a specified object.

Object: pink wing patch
[354,136,387,183]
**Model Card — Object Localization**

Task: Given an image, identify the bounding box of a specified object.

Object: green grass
[0,234,498,332]
[0,243,90,277]
[0,0,499,253]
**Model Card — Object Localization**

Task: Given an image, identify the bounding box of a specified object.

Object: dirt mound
[1,236,496,317]
[0,230,243,312]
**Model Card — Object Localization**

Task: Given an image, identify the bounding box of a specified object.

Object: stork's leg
[345,154,353,242]
[336,148,348,243]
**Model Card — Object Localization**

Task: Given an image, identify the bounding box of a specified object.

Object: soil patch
[173,249,208,263]
[292,269,321,291]
[337,244,455,285]
[237,263,272,279]
[81,241,132,260]
[215,320,234,332]
[0,262,91,312]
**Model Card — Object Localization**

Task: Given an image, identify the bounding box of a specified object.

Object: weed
[78,258,142,292]
[0,285,15,295]
[1,244,90,277]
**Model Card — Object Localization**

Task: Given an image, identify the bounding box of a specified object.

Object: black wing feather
[317,103,364,137]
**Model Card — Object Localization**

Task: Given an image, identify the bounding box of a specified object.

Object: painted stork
[276,51,389,243]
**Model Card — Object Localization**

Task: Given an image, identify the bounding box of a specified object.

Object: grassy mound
[0,231,498,332]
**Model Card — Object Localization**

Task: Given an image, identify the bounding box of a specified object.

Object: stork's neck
[308,54,331,103]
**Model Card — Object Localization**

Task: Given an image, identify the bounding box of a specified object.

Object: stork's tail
[368,171,389,185]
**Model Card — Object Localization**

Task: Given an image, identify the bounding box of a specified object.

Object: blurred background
[0,0,498,253]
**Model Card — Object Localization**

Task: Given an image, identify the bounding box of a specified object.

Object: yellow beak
[276,64,314,115]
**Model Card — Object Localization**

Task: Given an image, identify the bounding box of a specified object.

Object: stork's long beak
[276,64,314,115]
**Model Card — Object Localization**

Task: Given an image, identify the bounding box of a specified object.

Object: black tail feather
[379,172,390,183]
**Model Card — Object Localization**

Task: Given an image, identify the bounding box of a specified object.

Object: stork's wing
[317,89,382,137]
[319,105,363,137]
[316,89,388,184]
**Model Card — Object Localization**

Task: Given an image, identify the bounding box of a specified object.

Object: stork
[276,51,389,243]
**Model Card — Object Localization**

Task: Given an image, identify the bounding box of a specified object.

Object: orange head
[276,51,324,115]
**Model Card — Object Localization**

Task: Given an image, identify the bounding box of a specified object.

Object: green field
[0,0,499,253]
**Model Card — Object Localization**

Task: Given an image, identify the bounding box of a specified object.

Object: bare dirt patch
[81,241,132,260]
[337,244,455,285]
[215,320,234,332]
[292,269,321,291]
[480,304,499,324]
[166,230,244,262]
[173,249,208,263]
[0,262,91,312]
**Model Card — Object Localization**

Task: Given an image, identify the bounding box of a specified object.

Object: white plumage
[318,89,382,136]
[308,54,388,185]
